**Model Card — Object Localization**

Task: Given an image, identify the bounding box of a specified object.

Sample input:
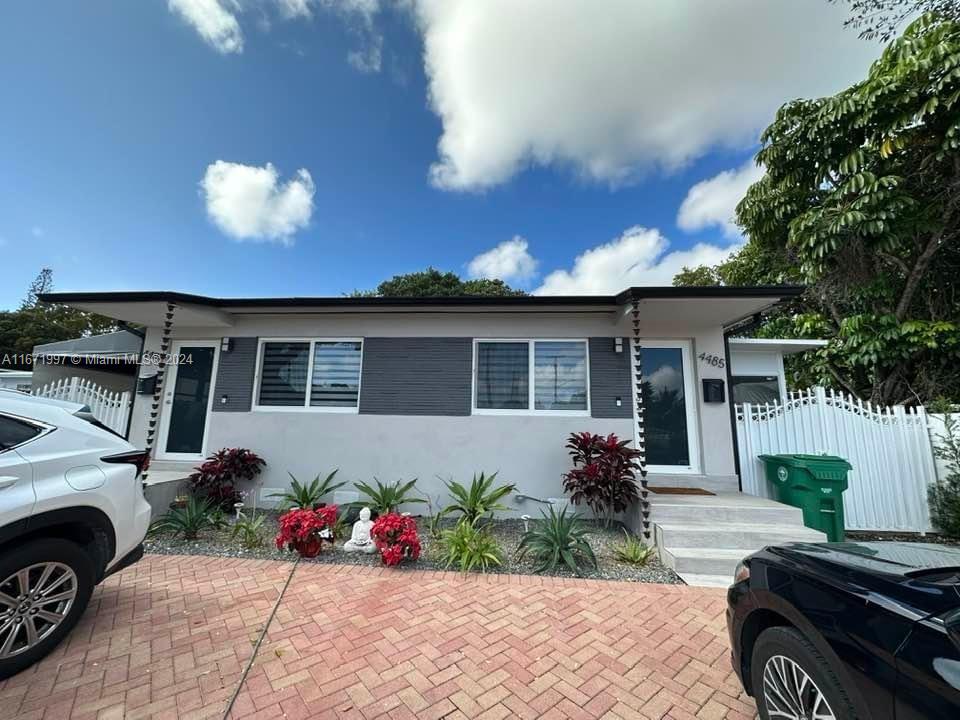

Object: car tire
[0,538,95,680]
[751,626,858,720]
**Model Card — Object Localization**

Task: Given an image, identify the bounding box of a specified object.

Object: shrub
[562,432,640,526]
[275,506,339,553]
[354,478,425,515]
[930,405,960,538]
[440,519,502,574]
[441,472,515,525]
[614,529,657,566]
[518,505,597,576]
[270,470,345,509]
[371,512,421,566]
[231,513,266,550]
[189,448,266,511]
[152,496,218,540]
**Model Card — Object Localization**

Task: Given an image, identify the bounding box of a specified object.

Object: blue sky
[0,1,880,310]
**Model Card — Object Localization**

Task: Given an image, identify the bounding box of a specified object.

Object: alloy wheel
[0,562,78,658]
[762,654,837,720]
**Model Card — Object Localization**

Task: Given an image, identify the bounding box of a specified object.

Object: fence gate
[736,387,936,532]
[33,377,132,437]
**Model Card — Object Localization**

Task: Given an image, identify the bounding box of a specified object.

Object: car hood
[784,542,960,576]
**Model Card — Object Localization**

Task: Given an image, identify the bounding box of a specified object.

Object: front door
[157,341,219,461]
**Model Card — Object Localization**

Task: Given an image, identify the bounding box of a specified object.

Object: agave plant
[517,505,597,576]
[152,496,218,540]
[614,529,657,566]
[353,478,425,515]
[270,470,345,509]
[440,518,503,574]
[441,472,515,525]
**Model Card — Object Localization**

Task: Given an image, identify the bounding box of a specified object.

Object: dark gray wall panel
[589,337,632,418]
[212,337,258,412]
[359,337,472,416]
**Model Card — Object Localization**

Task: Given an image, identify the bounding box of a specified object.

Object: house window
[256,339,363,411]
[474,340,588,414]
[730,375,781,404]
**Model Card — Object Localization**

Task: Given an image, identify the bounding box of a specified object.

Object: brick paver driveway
[3,555,757,720]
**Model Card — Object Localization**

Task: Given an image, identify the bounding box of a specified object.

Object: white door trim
[631,338,701,475]
[156,340,220,462]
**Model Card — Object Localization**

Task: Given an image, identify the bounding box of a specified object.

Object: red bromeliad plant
[562,432,641,527]
[275,506,338,558]
[371,513,421,567]
[189,448,266,510]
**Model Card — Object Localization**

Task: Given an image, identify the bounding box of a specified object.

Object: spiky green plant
[441,472,515,525]
[517,506,597,576]
[614,529,657,566]
[270,470,346,509]
[440,518,503,574]
[230,513,266,549]
[353,478,425,515]
[152,496,218,540]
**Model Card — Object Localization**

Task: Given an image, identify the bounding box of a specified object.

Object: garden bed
[145,513,682,584]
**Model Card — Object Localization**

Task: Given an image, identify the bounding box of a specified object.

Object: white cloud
[467,236,538,283]
[347,33,383,73]
[412,0,878,191]
[200,160,315,244]
[168,0,244,54]
[535,226,741,295]
[677,161,765,238]
[30,226,44,238]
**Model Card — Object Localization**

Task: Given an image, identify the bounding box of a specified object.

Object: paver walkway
[3,555,757,719]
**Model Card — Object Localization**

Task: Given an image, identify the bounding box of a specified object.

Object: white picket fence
[33,377,132,436]
[736,386,937,532]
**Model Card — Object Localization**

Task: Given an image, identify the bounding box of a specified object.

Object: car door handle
[0,476,19,489]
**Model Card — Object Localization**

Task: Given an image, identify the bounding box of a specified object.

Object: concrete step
[678,573,733,589]
[655,522,826,549]
[649,495,805,525]
[660,547,752,577]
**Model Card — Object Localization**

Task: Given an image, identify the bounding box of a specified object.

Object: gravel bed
[845,530,960,546]
[145,512,681,584]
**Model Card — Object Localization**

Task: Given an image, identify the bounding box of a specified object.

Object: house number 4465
[698,352,725,369]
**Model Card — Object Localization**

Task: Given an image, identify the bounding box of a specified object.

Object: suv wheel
[0,538,94,679]
[751,626,856,720]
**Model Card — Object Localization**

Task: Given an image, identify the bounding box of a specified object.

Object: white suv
[0,392,152,678]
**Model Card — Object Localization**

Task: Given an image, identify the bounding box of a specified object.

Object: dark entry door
[163,345,216,456]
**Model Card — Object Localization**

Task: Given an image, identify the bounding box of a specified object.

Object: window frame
[252,337,364,413]
[0,411,53,455]
[471,338,591,417]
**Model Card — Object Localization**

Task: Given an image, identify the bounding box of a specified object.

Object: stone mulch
[145,511,682,584]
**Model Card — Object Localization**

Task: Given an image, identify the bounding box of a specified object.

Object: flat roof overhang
[39,286,804,328]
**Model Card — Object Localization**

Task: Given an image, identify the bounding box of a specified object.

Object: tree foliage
[0,269,118,368]
[836,0,959,41]
[351,267,526,297]
[676,14,960,405]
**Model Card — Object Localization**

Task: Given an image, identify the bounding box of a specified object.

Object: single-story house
[0,369,33,392]
[41,286,827,585]
[31,329,143,394]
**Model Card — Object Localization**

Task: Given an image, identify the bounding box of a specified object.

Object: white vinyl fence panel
[736,387,936,532]
[33,377,132,436]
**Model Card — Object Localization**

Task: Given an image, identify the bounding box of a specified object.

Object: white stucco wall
[133,308,741,496]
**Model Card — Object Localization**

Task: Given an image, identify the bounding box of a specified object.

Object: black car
[728,542,960,720]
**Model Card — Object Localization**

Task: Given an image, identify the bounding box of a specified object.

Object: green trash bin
[758,454,852,542]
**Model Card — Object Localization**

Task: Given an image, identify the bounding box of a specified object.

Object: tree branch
[825,362,861,399]
[896,232,943,321]
[877,251,910,275]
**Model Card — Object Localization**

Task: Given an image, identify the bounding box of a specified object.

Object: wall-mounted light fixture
[220,337,232,353]
[614,337,624,353]
[220,395,229,405]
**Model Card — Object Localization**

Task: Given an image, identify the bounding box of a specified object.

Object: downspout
[723,312,763,493]
[139,302,176,485]
[631,298,651,541]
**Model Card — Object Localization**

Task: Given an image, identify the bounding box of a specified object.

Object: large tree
[351,267,526,298]
[837,0,959,40]
[0,269,117,369]
[677,13,960,405]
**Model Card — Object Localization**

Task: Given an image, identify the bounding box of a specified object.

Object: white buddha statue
[343,507,377,553]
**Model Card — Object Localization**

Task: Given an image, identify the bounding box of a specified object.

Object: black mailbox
[136,374,158,395]
[702,378,725,403]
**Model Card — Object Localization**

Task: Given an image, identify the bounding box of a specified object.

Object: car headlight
[733,560,750,585]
